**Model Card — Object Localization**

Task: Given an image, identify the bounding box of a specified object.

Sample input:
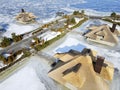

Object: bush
[73,11,80,15]
[70,18,88,29]
[0,37,13,47]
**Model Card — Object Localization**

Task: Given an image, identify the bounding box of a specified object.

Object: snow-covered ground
[0,1,117,39]
[2,23,39,37]
[0,4,118,38]
[75,18,83,24]
[16,53,23,60]
[85,9,111,16]
[0,66,46,90]
[1,16,61,38]
[0,55,66,90]
[114,20,120,23]
[62,8,112,16]
[0,61,6,69]
[43,31,61,41]
[54,37,85,53]
[42,16,61,24]
[37,31,61,41]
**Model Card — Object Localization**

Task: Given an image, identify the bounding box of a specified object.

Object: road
[0,29,49,54]
[0,16,66,54]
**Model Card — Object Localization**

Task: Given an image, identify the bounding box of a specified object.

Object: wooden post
[94,56,105,73]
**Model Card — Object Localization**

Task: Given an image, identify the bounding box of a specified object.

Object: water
[71,0,120,12]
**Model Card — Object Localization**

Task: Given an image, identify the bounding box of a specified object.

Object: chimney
[94,56,105,73]
[21,9,25,13]
[111,23,117,33]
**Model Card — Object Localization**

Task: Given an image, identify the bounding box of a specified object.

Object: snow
[62,7,112,16]
[42,17,60,24]
[61,7,75,12]
[76,17,84,24]
[31,39,35,43]
[0,55,63,90]
[3,53,11,58]
[56,44,85,53]
[55,37,81,49]
[0,63,46,90]
[114,20,120,23]
[3,23,36,37]
[42,31,61,41]
[16,53,23,60]
[84,9,111,16]
[42,34,86,55]
[75,18,83,23]
[0,61,4,69]
[68,25,74,28]
[68,18,84,28]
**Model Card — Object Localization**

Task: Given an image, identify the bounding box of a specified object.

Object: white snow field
[0,66,46,90]
[3,24,35,37]
[0,55,66,90]
[42,31,61,41]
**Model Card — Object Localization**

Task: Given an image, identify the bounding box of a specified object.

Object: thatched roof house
[48,48,114,90]
[16,9,36,24]
[84,24,120,46]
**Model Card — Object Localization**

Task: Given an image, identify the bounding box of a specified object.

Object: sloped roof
[16,12,36,23]
[48,49,114,90]
[84,25,119,44]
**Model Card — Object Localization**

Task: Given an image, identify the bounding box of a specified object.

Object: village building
[83,24,120,46]
[48,48,114,90]
[16,9,36,24]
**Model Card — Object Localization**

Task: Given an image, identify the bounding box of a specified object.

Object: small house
[84,24,120,46]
